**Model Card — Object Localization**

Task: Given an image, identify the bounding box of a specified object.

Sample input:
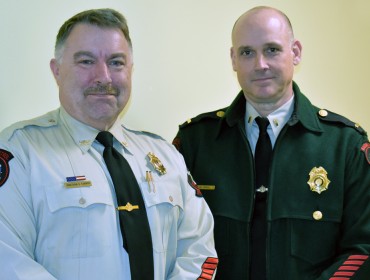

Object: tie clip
[117,202,139,212]
[256,186,268,193]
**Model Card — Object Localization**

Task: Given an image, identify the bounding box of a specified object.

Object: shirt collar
[60,107,132,154]
[60,107,99,153]
[245,95,294,139]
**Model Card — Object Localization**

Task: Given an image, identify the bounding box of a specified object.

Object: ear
[292,40,302,66]
[50,58,61,84]
[230,47,237,71]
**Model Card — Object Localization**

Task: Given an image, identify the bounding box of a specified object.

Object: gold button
[355,123,361,128]
[318,109,328,117]
[313,210,323,220]
[216,111,225,118]
[186,119,192,124]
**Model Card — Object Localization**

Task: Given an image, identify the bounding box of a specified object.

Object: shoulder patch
[361,143,370,165]
[0,149,14,187]
[179,109,227,129]
[187,171,202,197]
[172,137,181,151]
[317,109,366,135]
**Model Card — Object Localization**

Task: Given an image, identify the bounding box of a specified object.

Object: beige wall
[1,0,369,141]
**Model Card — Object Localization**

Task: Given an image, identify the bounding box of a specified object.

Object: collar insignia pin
[147,152,166,175]
[307,166,331,194]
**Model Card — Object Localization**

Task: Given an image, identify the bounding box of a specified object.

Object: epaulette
[0,115,59,141]
[179,108,227,128]
[124,126,165,141]
[317,109,366,135]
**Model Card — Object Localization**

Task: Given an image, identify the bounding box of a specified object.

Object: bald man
[173,6,370,279]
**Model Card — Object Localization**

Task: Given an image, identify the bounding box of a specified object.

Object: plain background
[1,0,369,141]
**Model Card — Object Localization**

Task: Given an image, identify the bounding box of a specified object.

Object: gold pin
[216,111,225,118]
[117,202,139,211]
[147,152,166,175]
[79,140,91,146]
[307,166,331,194]
[146,171,156,193]
[273,119,279,127]
[248,116,253,123]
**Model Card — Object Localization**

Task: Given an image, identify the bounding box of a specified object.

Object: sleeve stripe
[329,254,369,280]
[197,257,219,280]
[348,255,369,260]
[334,271,355,276]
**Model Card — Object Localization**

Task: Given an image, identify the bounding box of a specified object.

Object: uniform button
[169,196,173,202]
[79,198,86,205]
[313,210,323,220]
[318,109,328,117]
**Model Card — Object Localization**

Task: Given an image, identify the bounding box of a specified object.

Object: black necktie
[251,117,272,280]
[96,131,154,280]
[255,117,272,191]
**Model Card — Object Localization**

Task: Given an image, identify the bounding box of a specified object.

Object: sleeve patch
[361,143,370,165]
[172,137,181,151]
[0,149,14,187]
[187,171,202,197]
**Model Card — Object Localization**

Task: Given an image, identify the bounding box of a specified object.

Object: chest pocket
[140,176,184,253]
[42,178,116,258]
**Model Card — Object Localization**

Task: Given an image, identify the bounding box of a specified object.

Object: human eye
[74,54,95,66]
[78,59,95,65]
[265,46,280,56]
[240,48,253,57]
[109,59,124,68]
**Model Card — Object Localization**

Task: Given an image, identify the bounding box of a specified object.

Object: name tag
[64,180,92,188]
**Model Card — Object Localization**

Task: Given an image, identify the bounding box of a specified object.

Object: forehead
[233,10,291,47]
[63,23,131,57]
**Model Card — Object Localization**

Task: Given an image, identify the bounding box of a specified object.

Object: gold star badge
[147,152,166,175]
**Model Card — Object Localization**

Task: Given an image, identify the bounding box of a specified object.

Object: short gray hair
[54,8,132,60]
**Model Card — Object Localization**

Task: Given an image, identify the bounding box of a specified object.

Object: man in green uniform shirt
[173,6,370,280]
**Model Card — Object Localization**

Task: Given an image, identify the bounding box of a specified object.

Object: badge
[117,202,139,211]
[187,171,202,197]
[147,152,166,175]
[64,175,92,188]
[307,166,331,194]
[361,142,370,164]
[0,149,14,187]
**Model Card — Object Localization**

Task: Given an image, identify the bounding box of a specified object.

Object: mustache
[83,84,119,96]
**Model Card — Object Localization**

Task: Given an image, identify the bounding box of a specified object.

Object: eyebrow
[73,51,127,61]
[73,51,94,61]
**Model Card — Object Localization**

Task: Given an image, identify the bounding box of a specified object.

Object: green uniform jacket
[173,82,370,279]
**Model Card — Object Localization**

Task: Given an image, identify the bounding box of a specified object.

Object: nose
[255,53,269,71]
[94,62,112,84]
